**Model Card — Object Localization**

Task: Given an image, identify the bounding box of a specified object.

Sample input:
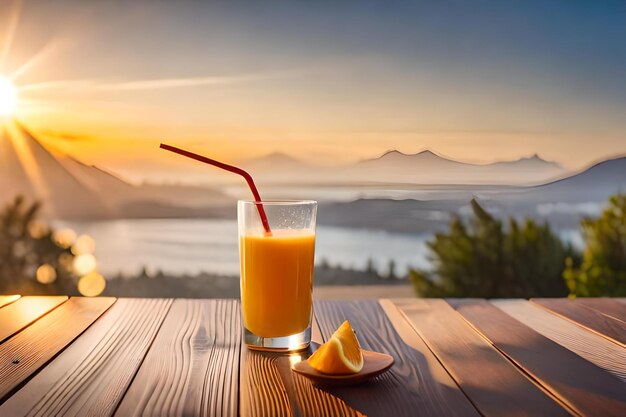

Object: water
[53,219,583,279]
[222,184,493,202]
[53,219,432,277]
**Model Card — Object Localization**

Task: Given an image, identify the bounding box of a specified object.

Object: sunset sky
[1,0,625,182]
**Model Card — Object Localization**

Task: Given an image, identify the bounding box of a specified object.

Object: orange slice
[307,320,364,374]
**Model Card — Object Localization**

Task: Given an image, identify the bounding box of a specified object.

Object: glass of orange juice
[238,200,317,351]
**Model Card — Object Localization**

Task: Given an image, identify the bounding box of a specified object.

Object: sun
[0,76,19,117]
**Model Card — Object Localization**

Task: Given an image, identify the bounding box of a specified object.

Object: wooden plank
[0,297,116,401]
[0,298,172,417]
[240,314,364,417]
[493,299,626,382]
[393,298,570,417]
[573,298,626,323]
[239,343,290,417]
[289,363,367,417]
[114,299,241,417]
[313,299,481,417]
[0,295,20,309]
[451,299,626,417]
[531,298,626,346]
[0,296,67,343]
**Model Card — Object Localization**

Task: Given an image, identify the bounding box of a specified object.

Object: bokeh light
[71,234,96,255]
[77,272,106,296]
[52,228,76,249]
[73,253,97,275]
[28,221,49,239]
[36,264,57,284]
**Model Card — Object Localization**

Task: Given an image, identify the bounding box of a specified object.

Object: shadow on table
[242,345,476,417]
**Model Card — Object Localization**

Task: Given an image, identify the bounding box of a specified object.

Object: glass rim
[238,199,317,206]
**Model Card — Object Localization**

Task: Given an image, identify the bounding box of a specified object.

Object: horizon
[3,120,624,190]
[1,0,625,183]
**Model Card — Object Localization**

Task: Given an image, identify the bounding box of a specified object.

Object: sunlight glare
[288,353,304,367]
[6,120,50,199]
[0,76,18,116]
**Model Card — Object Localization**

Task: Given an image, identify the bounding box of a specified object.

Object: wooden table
[0,296,624,416]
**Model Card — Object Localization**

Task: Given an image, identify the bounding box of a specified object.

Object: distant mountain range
[1,122,623,220]
[0,122,229,219]
[240,149,568,186]
[319,156,625,233]
[354,149,566,185]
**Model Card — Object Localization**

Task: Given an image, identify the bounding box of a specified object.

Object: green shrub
[564,194,626,296]
[410,199,574,298]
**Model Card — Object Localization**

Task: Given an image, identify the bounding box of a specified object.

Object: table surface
[0,296,624,417]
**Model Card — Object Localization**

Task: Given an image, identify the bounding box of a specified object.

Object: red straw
[159,143,272,234]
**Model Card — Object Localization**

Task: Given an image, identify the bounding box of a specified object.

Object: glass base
[244,326,311,352]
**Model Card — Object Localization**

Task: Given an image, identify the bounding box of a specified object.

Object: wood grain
[0,298,172,417]
[0,296,67,343]
[572,298,626,323]
[0,297,115,401]
[290,363,366,417]
[239,347,291,417]
[531,298,626,346]
[492,299,626,382]
[0,295,20,309]
[314,299,481,417]
[114,299,241,417]
[240,315,365,417]
[393,298,570,417]
[452,299,626,417]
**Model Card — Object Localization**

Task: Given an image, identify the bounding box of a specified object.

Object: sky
[1,0,625,181]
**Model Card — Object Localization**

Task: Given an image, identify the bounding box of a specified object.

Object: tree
[386,259,397,280]
[410,199,573,298]
[0,196,77,294]
[564,194,626,296]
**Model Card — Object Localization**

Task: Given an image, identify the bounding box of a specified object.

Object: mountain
[1,122,114,219]
[349,149,567,185]
[359,149,468,171]
[236,149,567,186]
[362,149,461,163]
[242,152,310,171]
[524,156,626,202]
[482,154,564,180]
[486,153,562,169]
[0,121,229,219]
[239,152,326,185]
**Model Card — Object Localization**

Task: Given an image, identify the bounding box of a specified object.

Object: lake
[53,219,583,279]
[53,219,433,277]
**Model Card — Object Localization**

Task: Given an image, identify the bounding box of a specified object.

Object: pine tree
[410,198,572,297]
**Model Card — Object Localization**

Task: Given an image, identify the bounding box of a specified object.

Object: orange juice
[240,231,315,338]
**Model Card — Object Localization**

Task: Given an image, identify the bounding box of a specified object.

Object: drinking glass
[238,200,317,351]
